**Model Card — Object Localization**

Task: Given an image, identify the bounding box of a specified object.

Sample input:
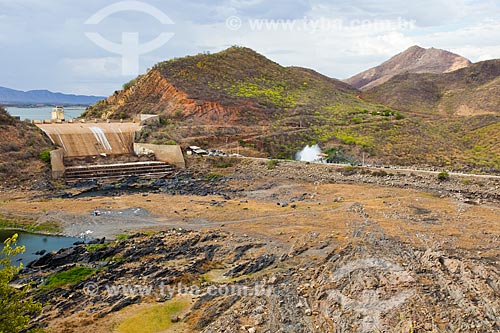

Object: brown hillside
[84,47,500,171]
[84,47,363,126]
[84,47,403,159]
[344,45,471,90]
[364,59,500,116]
[0,107,54,189]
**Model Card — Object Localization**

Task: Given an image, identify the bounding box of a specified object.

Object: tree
[0,234,42,333]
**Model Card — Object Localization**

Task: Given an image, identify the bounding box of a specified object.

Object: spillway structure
[36,121,184,181]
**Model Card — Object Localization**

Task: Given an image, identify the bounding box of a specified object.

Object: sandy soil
[3,161,499,332]
[1,175,498,259]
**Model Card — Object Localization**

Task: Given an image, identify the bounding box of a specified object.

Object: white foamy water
[296,144,322,162]
[89,126,113,151]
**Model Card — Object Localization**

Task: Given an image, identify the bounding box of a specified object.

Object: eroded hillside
[0,106,53,189]
[83,47,500,171]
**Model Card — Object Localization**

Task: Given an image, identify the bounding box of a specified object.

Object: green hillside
[84,47,500,171]
[84,47,404,159]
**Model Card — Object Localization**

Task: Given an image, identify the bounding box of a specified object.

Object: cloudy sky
[0,0,499,96]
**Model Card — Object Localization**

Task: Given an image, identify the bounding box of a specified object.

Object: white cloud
[0,0,499,95]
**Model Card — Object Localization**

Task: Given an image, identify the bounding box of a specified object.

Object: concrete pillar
[50,148,65,179]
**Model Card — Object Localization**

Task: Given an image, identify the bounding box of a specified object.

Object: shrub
[0,234,43,332]
[267,159,280,169]
[122,76,140,90]
[437,171,450,181]
[351,116,362,124]
[39,150,51,163]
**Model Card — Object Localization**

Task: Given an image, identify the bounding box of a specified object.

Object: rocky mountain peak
[344,45,471,90]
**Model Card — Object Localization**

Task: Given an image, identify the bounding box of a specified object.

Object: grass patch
[42,267,97,290]
[0,213,61,234]
[85,243,108,252]
[205,173,224,181]
[115,233,132,241]
[116,298,191,333]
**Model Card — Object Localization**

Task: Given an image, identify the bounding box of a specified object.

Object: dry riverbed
[1,158,499,332]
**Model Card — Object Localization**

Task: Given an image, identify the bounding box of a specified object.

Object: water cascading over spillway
[295,144,322,162]
[89,126,113,151]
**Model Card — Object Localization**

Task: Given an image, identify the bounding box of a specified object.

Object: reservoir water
[0,230,82,265]
[6,106,85,121]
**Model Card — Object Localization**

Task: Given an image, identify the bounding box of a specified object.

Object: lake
[6,106,85,121]
[0,230,82,265]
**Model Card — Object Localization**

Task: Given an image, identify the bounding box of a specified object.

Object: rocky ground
[2,157,499,332]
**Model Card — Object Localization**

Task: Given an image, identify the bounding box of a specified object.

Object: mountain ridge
[0,86,105,106]
[84,46,500,171]
[84,46,402,159]
[363,59,500,116]
[344,45,472,90]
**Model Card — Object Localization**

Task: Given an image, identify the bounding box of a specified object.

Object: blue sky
[0,0,499,96]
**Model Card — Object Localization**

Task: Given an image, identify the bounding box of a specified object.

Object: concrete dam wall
[37,123,142,157]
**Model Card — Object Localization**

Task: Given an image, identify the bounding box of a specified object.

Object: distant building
[187,146,208,155]
[51,106,65,121]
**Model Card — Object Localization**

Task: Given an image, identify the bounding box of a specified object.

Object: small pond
[0,230,82,265]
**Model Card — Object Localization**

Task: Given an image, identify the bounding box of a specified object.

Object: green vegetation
[122,76,142,90]
[42,267,97,290]
[115,233,132,241]
[227,79,296,108]
[323,146,356,164]
[267,159,280,169]
[0,213,60,233]
[0,234,43,333]
[85,243,108,252]
[205,173,224,181]
[83,48,500,172]
[437,171,450,181]
[116,297,190,333]
[39,150,51,163]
